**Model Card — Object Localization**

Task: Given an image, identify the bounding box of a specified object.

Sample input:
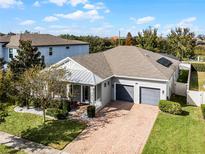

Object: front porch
[65,83,103,109]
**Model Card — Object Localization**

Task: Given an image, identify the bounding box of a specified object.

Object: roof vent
[144,54,149,57]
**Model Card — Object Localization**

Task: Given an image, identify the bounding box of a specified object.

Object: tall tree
[19,66,67,123]
[136,28,161,52]
[125,32,134,46]
[167,27,196,60]
[9,40,45,79]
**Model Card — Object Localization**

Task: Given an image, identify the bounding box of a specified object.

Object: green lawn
[0,106,86,150]
[143,98,205,154]
[0,144,26,154]
[190,71,205,91]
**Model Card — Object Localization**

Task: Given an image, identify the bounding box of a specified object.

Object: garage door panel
[140,87,160,105]
[116,84,134,102]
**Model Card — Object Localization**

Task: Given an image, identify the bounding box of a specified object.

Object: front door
[83,86,90,102]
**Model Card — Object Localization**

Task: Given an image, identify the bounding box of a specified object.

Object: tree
[0,69,13,102]
[60,34,115,53]
[136,27,162,52]
[9,40,45,79]
[167,27,196,60]
[125,32,134,46]
[20,66,68,123]
[0,58,6,69]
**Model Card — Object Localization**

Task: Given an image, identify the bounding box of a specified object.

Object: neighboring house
[0,34,89,66]
[54,46,180,110]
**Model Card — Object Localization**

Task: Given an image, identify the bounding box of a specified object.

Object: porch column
[90,86,95,105]
[66,83,70,99]
[81,85,83,103]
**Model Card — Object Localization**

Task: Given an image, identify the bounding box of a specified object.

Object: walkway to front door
[63,101,159,154]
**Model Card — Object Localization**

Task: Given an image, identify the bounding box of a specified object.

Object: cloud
[178,17,197,27]
[153,24,161,29]
[83,2,110,13]
[48,0,87,7]
[56,10,103,21]
[34,26,45,31]
[0,0,23,8]
[69,0,87,6]
[48,0,67,6]
[43,16,58,22]
[130,16,155,24]
[33,1,41,7]
[104,9,110,13]
[19,20,35,26]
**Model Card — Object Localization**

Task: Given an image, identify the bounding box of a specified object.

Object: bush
[31,98,41,108]
[192,63,205,72]
[0,104,8,123]
[47,99,62,109]
[201,104,205,119]
[87,105,96,118]
[159,100,182,115]
[62,100,71,113]
[177,70,189,83]
[46,108,67,120]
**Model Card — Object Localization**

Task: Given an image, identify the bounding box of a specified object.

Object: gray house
[0,34,89,66]
[54,46,180,110]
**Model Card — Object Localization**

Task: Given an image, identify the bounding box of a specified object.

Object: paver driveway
[64,101,159,154]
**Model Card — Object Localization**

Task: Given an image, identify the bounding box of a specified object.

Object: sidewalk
[0,131,68,154]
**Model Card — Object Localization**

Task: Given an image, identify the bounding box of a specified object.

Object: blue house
[0,34,89,66]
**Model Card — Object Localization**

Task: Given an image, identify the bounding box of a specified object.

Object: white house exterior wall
[0,43,3,58]
[38,45,89,65]
[96,79,112,110]
[112,77,168,104]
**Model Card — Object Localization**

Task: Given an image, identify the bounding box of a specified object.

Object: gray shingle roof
[0,35,11,43]
[6,34,88,48]
[72,46,180,80]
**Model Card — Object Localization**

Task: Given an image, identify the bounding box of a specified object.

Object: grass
[177,70,189,83]
[143,96,205,154]
[0,144,26,154]
[0,106,86,150]
[190,71,205,91]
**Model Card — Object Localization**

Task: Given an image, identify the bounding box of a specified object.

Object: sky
[0,0,205,37]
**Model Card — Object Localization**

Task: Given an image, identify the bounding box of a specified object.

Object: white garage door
[140,87,160,106]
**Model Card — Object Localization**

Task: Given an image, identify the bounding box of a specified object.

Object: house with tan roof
[54,46,180,109]
[0,34,89,66]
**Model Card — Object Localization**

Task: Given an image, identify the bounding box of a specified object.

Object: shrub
[177,70,189,83]
[46,108,67,120]
[159,100,182,115]
[62,100,71,113]
[87,105,96,118]
[47,99,62,109]
[0,104,8,123]
[201,104,205,119]
[191,63,205,72]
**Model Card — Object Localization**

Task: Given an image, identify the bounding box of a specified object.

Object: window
[9,48,13,59]
[108,81,110,86]
[66,46,70,49]
[104,83,107,87]
[41,55,45,64]
[49,47,53,56]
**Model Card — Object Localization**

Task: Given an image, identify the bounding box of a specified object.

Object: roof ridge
[102,52,114,75]
[138,48,168,79]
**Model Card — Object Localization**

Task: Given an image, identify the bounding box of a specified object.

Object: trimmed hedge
[201,104,205,119]
[46,108,67,120]
[192,63,205,72]
[87,105,96,118]
[159,100,182,115]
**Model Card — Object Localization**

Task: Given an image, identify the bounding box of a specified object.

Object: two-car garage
[115,84,161,106]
